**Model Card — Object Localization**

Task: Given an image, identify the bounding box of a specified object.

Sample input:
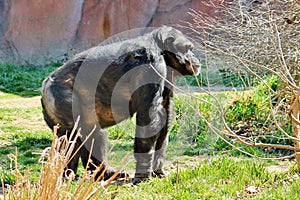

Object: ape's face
[163,50,200,76]
[155,27,201,76]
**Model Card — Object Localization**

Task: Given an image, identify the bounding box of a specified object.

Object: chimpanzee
[41,26,200,184]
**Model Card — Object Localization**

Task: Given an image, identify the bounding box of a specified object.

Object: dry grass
[1,122,128,200]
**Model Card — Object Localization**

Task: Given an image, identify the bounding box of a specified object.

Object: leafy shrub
[221,75,293,155]
[170,93,222,155]
[225,75,278,124]
[108,119,135,141]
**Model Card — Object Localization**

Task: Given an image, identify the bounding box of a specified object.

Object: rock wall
[0,0,218,64]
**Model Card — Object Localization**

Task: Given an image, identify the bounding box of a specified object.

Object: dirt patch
[265,162,292,173]
[165,155,207,173]
[10,114,46,131]
[0,96,41,109]
[0,94,48,131]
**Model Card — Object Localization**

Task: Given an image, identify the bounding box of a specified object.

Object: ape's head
[155,26,201,76]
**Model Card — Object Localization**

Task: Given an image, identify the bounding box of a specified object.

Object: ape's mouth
[185,59,199,76]
[176,51,200,76]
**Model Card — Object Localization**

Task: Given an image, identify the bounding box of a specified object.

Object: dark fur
[41,26,200,183]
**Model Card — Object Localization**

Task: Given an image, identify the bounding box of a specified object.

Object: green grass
[0,62,59,96]
[0,107,40,123]
[0,130,53,184]
[0,62,59,183]
[110,157,299,199]
[1,62,300,199]
[107,118,135,170]
[175,67,253,88]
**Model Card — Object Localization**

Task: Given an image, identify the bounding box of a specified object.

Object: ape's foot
[152,170,167,178]
[103,168,129,181]
[132,177,150,185]
[93,168,129,181]
[132,171,167,185]
[63,169,78,180]
[132,172,151,185]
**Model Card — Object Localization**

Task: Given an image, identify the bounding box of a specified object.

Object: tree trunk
[291,94,300,171]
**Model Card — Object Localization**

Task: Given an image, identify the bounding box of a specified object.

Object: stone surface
[74,0,159,49]
[0,0,219,64]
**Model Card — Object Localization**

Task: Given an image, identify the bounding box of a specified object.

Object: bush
[225,75,278,124]
[170,93,222,155]
[221,75,293,155]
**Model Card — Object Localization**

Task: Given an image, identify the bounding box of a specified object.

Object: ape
[41,26,200,184]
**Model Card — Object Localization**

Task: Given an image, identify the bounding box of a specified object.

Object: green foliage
[0,130,53,184]
[112,157,299,199]
[170,93,222,156]
[219,68,253,87]
[174,74,292,157]
[257,173,300,199]
[176,71,222,86]
[107,119,135,169]
[175,68,253,88]
[107,119,135,141]
[225,75,279,123]
[221,75,293,155]
[0,62,59,96]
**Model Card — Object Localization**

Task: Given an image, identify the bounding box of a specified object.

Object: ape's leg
[72,89,114,180]
[79,125,109,179]
[153,88,172,177]
[80,126,128,180]
[133,93,167,184]
[152,125,168,178]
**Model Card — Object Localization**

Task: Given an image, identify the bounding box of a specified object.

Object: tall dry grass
[1,122,128,200]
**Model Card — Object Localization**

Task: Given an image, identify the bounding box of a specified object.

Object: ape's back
[41,33,159,135]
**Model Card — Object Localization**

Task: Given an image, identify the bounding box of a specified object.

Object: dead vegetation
[186,0,300,168]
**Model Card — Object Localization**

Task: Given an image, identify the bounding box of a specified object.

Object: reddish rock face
[75,0,159,48]
[0,0,218,64]
[4,0,84,63]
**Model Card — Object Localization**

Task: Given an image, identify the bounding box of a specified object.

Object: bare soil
[0,93,47,131]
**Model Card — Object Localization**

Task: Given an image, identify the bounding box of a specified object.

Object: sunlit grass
[111,157,299,199]
[0,63,59,97]
[1,63,300,199]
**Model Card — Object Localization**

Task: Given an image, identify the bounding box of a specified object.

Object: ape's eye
[187,43,194,50]
[166,37,175,44]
